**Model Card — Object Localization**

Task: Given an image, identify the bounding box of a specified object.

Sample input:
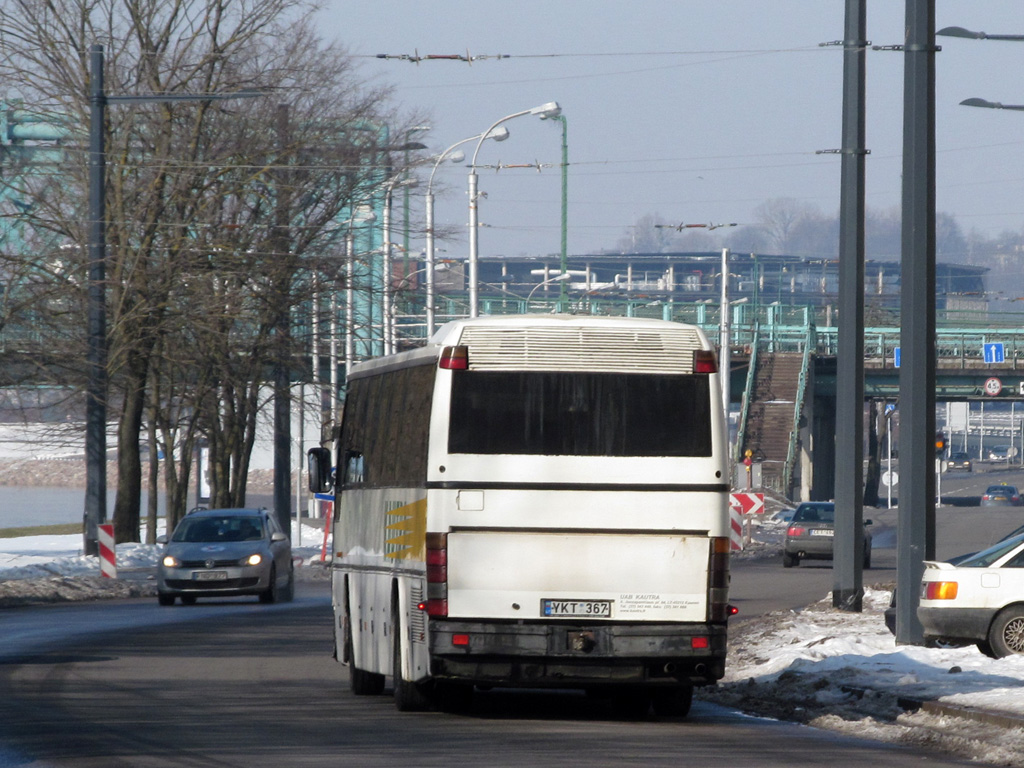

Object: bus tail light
[426,532,449,616]
[439,346,468,370]
[708,536,731,622]
[693,349,718,374]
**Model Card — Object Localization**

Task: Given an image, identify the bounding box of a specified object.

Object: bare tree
[0,0,415,540]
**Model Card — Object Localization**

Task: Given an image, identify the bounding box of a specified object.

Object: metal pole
[895,0,937,645]
[720,248,730,428]
[345,231,354,372]
[468,170,479,317]
[887,415,893,509]
[273,103,292,538]
[425,191,436,334]
[84,43,107,557]
[556,115,569,311]
[382,182,394,354]
[330,292,338,410]
[834,0,867,612]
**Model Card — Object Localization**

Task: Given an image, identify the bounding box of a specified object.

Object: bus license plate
[542,599,612,617]
[193,570,229,581]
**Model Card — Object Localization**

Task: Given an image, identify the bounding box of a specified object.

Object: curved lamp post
[526,272,571,305]
[426,127,509,334]
[468,102,562,318]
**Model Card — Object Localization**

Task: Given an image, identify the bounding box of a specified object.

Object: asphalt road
[2,465,1018,766]
[0,587,982,766]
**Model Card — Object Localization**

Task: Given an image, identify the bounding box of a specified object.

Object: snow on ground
[0,520,331,604]
[3,517,1024,764]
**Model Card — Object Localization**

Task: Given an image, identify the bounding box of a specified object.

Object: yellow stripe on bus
[384,498,427,561]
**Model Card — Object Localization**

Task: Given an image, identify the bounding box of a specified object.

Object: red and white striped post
[98,523,117,578]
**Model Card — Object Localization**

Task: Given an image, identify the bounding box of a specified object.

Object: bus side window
[343,450,365,488]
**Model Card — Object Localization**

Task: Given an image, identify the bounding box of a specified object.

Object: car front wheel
[987,607,1024,658]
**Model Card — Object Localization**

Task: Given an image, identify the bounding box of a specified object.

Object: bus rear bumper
[427,620,727,688]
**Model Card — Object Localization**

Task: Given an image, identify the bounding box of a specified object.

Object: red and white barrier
[98,523,117,578]
[728,503,744,551]
[728,492,766,551]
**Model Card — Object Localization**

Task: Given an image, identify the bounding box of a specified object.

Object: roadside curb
[898,696,1024,730]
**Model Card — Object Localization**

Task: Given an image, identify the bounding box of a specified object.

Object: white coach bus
[308,314,732,717]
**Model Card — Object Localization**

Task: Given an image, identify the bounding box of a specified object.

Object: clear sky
[313,2,1024,261]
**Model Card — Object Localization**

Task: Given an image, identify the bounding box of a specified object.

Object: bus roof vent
[457,325,705,373]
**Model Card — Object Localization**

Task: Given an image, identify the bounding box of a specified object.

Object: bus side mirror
[307,447,333,493]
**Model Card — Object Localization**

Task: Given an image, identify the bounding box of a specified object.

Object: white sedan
[918,532,1024,658]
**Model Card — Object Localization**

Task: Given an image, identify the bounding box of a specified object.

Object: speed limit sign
[984,377,1002,396]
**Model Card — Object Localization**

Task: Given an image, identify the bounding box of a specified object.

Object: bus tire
[611,688,651,720]
[436,682,474,713]
[651,684,693,718]
[347,614,385,695]
[393,605,431,712]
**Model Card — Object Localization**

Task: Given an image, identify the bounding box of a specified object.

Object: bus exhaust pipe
[663,662,677,674]
[694,663,707,676]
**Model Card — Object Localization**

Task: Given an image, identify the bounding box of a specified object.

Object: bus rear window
[448,371,712,457]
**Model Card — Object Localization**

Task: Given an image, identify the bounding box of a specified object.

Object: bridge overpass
[718,321,1024,504]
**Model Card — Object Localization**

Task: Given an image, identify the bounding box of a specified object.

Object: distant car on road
[980,484,1022,507]
[764,507,795,525]
[988,445,1013,462]
[919,532,1024,657]
[946,451,972,472]
[157,507,293,606]
[783,501,872,569]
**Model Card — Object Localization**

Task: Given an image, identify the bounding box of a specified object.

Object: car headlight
[242,553,263,566]
[162,555,180,568]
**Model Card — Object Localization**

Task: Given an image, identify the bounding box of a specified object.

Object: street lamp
[936,27,1024,111]
[542,113,569,310]
[468,101,562,318]
[402,125,431,265]
[937,26,1024,41]
[959,97,1024,111]
[382,175,418,355]
[426,128,509,334]
[526,272,571,305]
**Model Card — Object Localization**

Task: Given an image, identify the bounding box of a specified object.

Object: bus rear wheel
[651,684,693,718]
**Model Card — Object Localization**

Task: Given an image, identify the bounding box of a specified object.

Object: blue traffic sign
[984,342,1005,365]
[894,347,900,368]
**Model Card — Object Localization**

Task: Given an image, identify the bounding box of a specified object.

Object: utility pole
[273,103,293,538]
[896,0,937,644]
[833,0,868,612]
[84,44,107,556]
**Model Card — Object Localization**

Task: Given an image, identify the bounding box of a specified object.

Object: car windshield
[792,504,835,524]
[172,516,264,543]
[957,533,1024,568]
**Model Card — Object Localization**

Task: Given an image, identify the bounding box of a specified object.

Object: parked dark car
[157,507,293,605]
[783,501,873,568]
[981,484,1022,507]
